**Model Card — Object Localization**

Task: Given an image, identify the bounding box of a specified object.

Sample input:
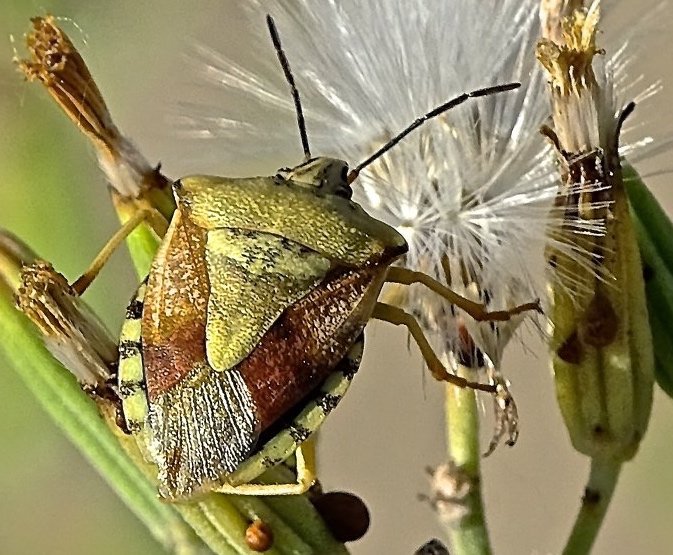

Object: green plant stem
[562,458,621,555]
[444,368,492,555]
[0,281,202,554]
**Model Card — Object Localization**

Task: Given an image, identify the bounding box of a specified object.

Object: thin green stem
[562,458,621,555]
[444,368,492,555]
[0,281,202,554]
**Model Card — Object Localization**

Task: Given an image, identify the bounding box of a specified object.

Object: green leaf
[624,164,673,398]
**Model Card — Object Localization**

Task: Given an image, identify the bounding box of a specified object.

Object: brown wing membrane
[146,360,257,500]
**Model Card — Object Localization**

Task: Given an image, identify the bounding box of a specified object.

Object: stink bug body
[117,164,403,500]
[68,16,537,501]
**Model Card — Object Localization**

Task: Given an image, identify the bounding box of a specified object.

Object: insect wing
[140,209,257,500]
[205,227,330,371]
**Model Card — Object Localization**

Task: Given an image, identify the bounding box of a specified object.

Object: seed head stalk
[443,371,492,555]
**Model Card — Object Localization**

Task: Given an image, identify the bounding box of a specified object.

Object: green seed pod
[538,5,654,461]
[549,177,654,460]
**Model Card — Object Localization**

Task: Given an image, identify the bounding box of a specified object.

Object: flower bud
[538,4,654,461]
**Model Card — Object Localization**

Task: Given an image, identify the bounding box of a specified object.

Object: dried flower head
[538,0,654,462]
[16,261,117,385]
[16,15,171,200]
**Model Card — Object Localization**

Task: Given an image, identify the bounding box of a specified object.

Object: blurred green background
[1,1,673,554]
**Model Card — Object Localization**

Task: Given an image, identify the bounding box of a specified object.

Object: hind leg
[214,438,316,496]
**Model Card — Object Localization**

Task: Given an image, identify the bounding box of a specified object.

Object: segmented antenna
[348,83,521,183]
[266,14,311,159]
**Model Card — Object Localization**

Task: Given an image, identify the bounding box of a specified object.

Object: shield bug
[69,15,538,501]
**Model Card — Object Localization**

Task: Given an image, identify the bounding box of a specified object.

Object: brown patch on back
[143,322,207,398]
[580,290,618,347]
[142,209,210,398]
[239,265,384,432]
[557,330,583,364]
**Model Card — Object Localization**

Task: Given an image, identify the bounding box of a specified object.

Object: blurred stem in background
[443,371,492,555]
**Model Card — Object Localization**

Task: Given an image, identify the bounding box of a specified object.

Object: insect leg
[213,438,316,496]
[385,267,541,321]
[371,302,496,393]
[71,208,167,295]
[293,436,316,493]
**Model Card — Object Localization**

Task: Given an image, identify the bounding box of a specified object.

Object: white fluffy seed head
[174,0,664,364]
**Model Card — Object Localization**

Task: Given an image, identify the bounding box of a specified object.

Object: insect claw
[474,299,542,322]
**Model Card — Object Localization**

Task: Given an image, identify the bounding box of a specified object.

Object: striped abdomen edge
[118,282,148,433]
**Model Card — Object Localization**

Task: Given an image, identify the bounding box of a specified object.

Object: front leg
[71,208,167,295]
[385,266,541,321]
[371,302,496,393]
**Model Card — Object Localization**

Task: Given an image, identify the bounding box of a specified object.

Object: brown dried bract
[19,16,113,144]
[17,16,171,200]
[17,260,117,385]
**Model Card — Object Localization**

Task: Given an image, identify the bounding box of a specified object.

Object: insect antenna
[615,100,636,150]
[348,82,521,183]
[266,14,311,159]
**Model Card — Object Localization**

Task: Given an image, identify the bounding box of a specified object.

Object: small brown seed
[312,491,370,543]
[245,519,273,552]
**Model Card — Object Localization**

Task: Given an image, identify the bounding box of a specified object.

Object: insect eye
[340,165,348,182]
[334,183,353,200]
